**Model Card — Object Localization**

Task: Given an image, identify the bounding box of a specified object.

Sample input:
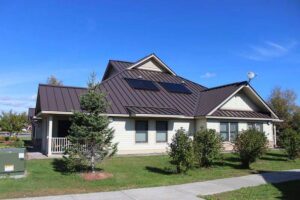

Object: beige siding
[110,117,194,155]
[205,119,275,150]
[136,60,164,72]
[221,92,259,111]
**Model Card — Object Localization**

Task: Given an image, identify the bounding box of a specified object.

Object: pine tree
[65,73,117,173]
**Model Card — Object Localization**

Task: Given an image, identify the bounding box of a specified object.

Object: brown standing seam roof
[34,58,277,120]
[211,109,272,119]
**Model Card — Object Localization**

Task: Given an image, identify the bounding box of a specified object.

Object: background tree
[47,75,63,86]
[65,73,117,173]
[0,110,28,136]
[168,128,194,173]
[193,129,222,168]
[268,87,299,146]
[268,87,297,131]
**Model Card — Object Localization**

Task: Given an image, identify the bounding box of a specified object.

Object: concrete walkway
[10,169,300,200]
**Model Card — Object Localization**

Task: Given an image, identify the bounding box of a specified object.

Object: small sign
[4,164,14,172]
[19,153,25,159]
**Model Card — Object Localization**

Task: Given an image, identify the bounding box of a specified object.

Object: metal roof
[33,56,276,120]
[211,109,273,119]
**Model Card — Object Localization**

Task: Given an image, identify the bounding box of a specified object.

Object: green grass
[0,150,299,199]
[204,180,300,200]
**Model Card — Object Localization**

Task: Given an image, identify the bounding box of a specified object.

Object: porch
[42,115,72,156]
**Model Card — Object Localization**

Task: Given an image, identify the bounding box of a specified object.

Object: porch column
[47,116,53,156]
[273,124,277,147]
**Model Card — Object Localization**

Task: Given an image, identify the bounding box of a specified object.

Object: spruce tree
[65,73,117,173]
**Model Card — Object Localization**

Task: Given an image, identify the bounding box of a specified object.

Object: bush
[234,129,267,168]
[169,128,194,173]
[0,136,5,142]
[4,136,9,141]
[281,128,300,160]
[11,139,24,148]
[193,129,223,167]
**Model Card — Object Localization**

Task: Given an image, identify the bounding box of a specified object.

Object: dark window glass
[156,121,168,142]
[135,121,148,143]
[57,120,71,137]
[220,123,229,141]
[125,78,159,91]
[230,123,238,142]
[159,82,192,94]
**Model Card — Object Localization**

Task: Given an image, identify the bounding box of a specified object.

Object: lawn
[0,150,299,199]
[204,180,300,200]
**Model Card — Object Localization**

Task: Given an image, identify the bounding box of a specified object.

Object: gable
[220,91,259,111]
[135,59,165,72]
[128,54,176,75]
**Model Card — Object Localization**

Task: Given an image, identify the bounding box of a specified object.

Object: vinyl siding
[110,117,194,154]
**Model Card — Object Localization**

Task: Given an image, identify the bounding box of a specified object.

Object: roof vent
[181,80,185,84]
[138,75,143,79]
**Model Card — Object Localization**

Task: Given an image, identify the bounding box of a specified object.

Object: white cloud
[241,40,298,61]
[201,72,216,78]
[0,95,36,111]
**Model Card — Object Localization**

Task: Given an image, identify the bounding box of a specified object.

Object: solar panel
[159,82,192,94]
[125,78,159,91]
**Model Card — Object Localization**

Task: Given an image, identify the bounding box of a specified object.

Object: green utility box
[0,148,26,177]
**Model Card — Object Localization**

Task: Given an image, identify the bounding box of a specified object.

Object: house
[30,54,281,156]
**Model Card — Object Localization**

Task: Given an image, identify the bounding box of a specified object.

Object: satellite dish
[247,72,257,83]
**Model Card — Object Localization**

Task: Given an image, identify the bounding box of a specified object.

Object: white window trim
[220,122,238,142]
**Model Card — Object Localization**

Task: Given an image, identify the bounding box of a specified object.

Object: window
[220,123,229,141]
[220,122,239,142]
[248,123,263,132]
[125,78,159,91]
[135,121,148,143]
[156,121,168,142]
[158,82,192,94]
[230,123,238,142]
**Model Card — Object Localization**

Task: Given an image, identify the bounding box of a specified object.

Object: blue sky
[0,0,299,113]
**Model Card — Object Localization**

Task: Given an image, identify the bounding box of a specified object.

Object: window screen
[220,123,229,141]
[135,121,148,143]
[156,121,168,142]
[230,123,238,142]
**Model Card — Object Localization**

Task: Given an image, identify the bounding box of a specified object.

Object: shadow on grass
[145,166,176,175]
[259,152,288,162]
[258,170,300,199]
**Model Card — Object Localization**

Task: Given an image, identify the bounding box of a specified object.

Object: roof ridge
[38,84,87,90]
[202,81,247,92]
[109,59,134,64]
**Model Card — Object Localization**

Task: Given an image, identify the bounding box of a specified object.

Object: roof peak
[38,83,87,90]
[109,59,134,64]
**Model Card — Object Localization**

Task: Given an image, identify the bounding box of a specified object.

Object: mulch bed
[80,171,113,181]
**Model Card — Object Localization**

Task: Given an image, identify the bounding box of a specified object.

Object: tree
[193,129,222,168]
[0,111,28,136]
[268,87,297,131]
[168,128,194,173]
[291,107,300,132]
[234,129,267,168]
[281,128,300,160]
[65,73,117,173]
[47,75,63,86]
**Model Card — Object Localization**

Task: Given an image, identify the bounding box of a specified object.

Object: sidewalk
[10,169,300,200]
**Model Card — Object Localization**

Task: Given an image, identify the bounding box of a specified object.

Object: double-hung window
[220,122,238,142]
[248,123,263,132]
[135,121,148,143]
[156,121,168,143]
